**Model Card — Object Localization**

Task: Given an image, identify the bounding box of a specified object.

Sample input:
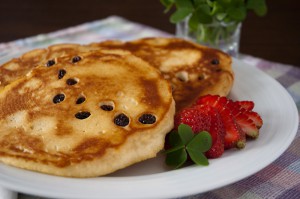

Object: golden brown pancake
[92,37,234,112]
[0,49,175,177]
[0,43,98,90]
[0,37,234,112]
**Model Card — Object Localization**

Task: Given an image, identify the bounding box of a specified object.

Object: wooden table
[0,0,299,67]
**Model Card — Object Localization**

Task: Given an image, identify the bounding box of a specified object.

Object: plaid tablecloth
[0,16,299,199]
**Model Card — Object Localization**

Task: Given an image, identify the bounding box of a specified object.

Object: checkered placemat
[0,16,299,199]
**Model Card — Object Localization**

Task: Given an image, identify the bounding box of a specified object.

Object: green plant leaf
[160,0,175,7]
[178,124,194,145]
[206,0,214,7]
[175,0,194,9]
[164,125,212,169]
[170,8,193,23]
[195,4,213,24]
[186,131,212,152]
[164,145,185,154]
[211,1,224,16]
[218,0,231,7]
[227,5,247,21]
[160,0,175,13]
[198,4,211,15]
[168,131,184,147]
[216,12,227,20]
[246,0,267,16]
[193,0,206,6]
[188,11,200,31]
[165,148,188,168]
[230,0,245,7]
[187,148,209,165]
[161,0,268,31]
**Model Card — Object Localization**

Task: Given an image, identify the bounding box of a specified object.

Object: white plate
[0,58,298,199]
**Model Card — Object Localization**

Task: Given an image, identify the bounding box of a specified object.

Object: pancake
[91,37,234,112]
[0,49,175,177]
[0,43,98,90]
[0,37,234,112]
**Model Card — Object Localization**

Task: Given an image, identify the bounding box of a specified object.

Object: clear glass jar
[176,18,242,57]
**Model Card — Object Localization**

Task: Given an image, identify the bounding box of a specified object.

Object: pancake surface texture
[92,37,234,111]
[0,43,98,90]
[0,37,233,112]
[0,49,175,177]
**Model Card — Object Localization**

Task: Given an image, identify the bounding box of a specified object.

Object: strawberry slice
[179,94,263,152]
[196,95,263,138]
[229,103,259,138]
[174,107,210,133]
[196,95,246,148]
[201,106,225,158]
[174,105,225,158]
[236,101,254,111]
[245,111,263,129]
[219,108,246,149]
[196,94,226,108]
[167,107,210,151]
[232,110,259,139]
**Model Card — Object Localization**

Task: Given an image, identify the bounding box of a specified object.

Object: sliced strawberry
[233,111,259,139]
[195,94,219,107]
[231,104,263,128]
[174,105,225,158]
[174,107,210,133]
[200,106,225,158]
[197,95,246,148]
[225,98,240,110]
[245,111,263,129]
[214,96,228,110]
[197,95,263,139]
[197,95,228,107]
[220,108,246,149]
[235,101,254,111]
[229,103,259,138]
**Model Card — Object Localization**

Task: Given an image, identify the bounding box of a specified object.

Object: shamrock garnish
[165,124,212,169]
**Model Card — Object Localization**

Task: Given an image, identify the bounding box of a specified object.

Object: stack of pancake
[0,37,233,177]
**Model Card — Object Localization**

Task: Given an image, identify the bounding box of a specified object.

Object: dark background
[0,0,299,67]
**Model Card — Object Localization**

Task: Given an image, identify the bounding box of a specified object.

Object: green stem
[193,21,240,49]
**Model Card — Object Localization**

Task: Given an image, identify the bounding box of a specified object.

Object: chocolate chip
[76,97,85,104]
[101,105,114,111]
[58,69,66,79]
[198,74,205,80]
[66,78,78,85]
[211,59,219,65]
[75,111,91,119]
[72,56,81,63]
[215,68,222,72]
[46,60,55,67]
[53,94,65,104]
[139,114,156,124]
[114,113,129,127]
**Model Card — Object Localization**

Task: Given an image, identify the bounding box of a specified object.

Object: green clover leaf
[186,149,209,166]
[186,131,212,152]
[165,124,212,169]
[165,148,187,169]
[178,124,194,145]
